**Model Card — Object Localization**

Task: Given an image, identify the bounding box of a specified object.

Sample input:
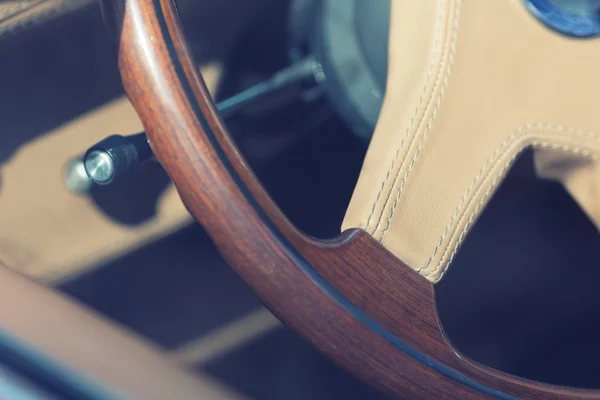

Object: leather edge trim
[0,0,95,41]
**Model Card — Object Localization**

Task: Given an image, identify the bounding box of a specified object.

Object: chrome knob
[84,150,116,185]
[83,133,152,185]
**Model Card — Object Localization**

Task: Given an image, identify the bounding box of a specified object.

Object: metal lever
[77,56,322,188]
[84,133,151,185]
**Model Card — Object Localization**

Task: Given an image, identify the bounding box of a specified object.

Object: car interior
[1,0,600,398]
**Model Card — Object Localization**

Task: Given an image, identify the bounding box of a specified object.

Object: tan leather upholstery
[0,0,277,282]
[0,0,93,40]
[0,261,246,399]
[0,97,190,281]
[0,65,221,282]
[343,0,600,282]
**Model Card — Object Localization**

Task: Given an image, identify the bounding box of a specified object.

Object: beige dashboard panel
[0,67,222,282]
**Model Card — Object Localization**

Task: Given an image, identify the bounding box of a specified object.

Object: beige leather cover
[343,0,600,282]
[0,0,93,40]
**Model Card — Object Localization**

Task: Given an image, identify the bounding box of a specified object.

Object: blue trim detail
[151,0,519,398]
[525,0,600,38]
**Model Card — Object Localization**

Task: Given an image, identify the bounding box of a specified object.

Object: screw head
[84,150,116,185]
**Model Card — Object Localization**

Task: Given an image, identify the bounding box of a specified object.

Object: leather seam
[0,1,54,22]
[435,139,599,280]
[364,0,445,233]
[376,0,462,241]
[0,3,35,21]
[0,0,72,39]
[421,125,600,281]
[419,124,600,275]
[434,139,598,282]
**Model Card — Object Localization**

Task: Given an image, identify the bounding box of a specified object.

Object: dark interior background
[2,0,600,398]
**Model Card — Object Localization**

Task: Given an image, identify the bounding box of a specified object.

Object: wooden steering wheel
[104,0,600,398]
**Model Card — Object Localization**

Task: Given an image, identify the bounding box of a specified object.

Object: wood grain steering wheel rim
[103,0,600,398]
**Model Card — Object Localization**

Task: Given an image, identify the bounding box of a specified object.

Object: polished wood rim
[106,0,600,398]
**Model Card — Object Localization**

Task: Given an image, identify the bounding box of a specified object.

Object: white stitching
[417,124,600,273]
[430,130,600,277]
[377,0,462,241]
[0,1,51,21]
[432,141,598,282]
[364,0,445,233]
[421,128,600,281]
